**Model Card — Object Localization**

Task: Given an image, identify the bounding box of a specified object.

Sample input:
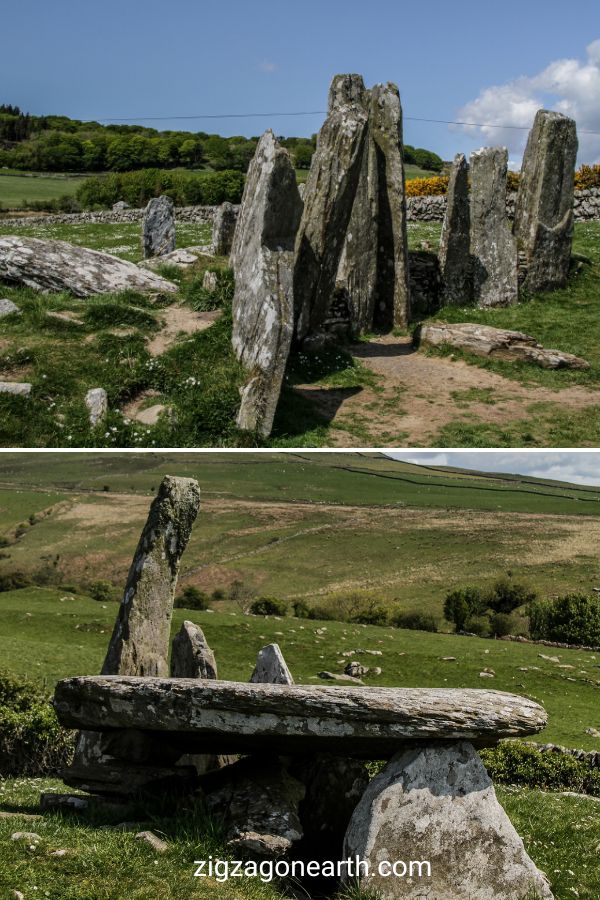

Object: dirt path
[146,306,220,356]
[295,335,600,445]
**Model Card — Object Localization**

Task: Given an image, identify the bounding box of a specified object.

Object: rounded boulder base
[342,741,553,899]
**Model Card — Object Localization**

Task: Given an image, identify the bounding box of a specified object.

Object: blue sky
[2,0,599,165]
[392,452,600,486]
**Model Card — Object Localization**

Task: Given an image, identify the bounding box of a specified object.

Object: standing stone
[369,82,411,329]
[470,148,518,307]
[142,195,176,259]
[439,153,471,305]
[514,110,578,293]
[231,130,303,437]
[102,476,201,676]
[342,741,553,899]
[294,75,370,340]
[250,644,294,685]
[85,387,107,427]
[170,620,217,679]
[211,202,238,256]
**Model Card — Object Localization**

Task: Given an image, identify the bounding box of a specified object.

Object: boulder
[415,321,589,369]
[170,620,217,679]
[230,130,302,437]
[439,153,471,305]
[53,680,548,756]
[0,235,177,297]
[342,742,553,899]
[514,109,578,293]
[202,270,218,292]
[469,147,518,307]
[0,298,21,317]
[85,387,108,427]
[250,643,294,685]
[141,195,175,259]
[138,247,204,270]
[135,830,168,853]
[211,202,238,256]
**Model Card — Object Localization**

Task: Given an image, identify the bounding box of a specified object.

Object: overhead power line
[94,110,600,136]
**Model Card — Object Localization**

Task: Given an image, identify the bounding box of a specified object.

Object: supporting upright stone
[439,153,471,305]
[171,621,218,679]
[211,202,238,256]
[230,130,303,437]
[342,742,553,899]
[514,109,578,293]
[250,644,294,685]
[142,195,176,259]
[294,75,370,340]
[470,147,518,308]
[369,82,411,329]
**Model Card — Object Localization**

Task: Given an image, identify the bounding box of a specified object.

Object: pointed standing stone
[171,621,218,679]
[343,742,553,899]
[250,644,294,685]
[142,195,176,259]
[439,153,471,305]
[470,147,518,307]
[211,202,238,256]
[230,130,303,437]
[514,109,578,293]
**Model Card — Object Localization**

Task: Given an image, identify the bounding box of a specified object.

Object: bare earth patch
[295,335,600,445]
[146,305,220,356]
[122,390,166,425]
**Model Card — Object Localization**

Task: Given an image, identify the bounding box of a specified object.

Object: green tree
[444,586,483,631]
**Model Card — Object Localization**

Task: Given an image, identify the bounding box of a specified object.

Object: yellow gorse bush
[575,165,600,190]
[406,165,600,197]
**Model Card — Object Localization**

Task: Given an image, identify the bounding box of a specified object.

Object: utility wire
[94,110,600,136]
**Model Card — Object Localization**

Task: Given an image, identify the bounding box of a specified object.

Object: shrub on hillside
[405,175,449,197]
[392,610,438,632]
[292,599,311,619]
[88,579,116,602]
[528,593,600,646]
[250,596,288,617]
[481,741,600,796]
[489,612,517,637]
[443,586,484,631]
[0,671,74,776]
[75,168,245,209]
[574,164,600,190]
[487,577,537,614]
[175,585,210,610]
[351,604,389,626]
[0,570,32,592]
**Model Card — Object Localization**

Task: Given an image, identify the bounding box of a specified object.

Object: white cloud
[456,40,600,165]
[390,452,600,486]
[258,60,278,74]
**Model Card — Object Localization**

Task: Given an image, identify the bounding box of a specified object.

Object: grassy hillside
[0,171,88,208]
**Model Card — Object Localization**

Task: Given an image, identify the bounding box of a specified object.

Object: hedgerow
[75,168,245,210]
[481,741,600,796]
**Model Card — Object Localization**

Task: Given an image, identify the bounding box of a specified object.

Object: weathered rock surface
[0,382,31,397]
[514,109,578,293]
[294,75,370,340]
[85,387,108,427]
[439,153,471,304]
[250,643,294,685]
[135,830,169,853]
[141,195,176,259]
[170,620,217,680]
[53,679,548,755]
[202,756,305,859]
[230,130,302,437]
[470,147,518,307]
[0,298,20,317]
[416,321,589,369]
[40,793,88,812]
[211,201,238,256]
[342,741,553,899]
[202,270,218,292]
[138,247,206,270]
[0,235,177,297]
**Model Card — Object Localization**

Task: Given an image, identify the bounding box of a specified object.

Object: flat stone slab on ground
[0,382,31,396]
[53,678,547,756]
[416,322,589,369]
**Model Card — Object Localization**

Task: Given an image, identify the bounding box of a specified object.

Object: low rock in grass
[135,830,168,853]
[85,387,108,427]
[0,298,21,317]
[0,382,31,397]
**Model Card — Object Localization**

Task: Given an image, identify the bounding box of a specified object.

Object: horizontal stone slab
[53,677,547,756]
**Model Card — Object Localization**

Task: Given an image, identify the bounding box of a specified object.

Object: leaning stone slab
[231,130,302,437]
[250,643,294,685]
[211,201,238,256]
[416,321,589,369]
[0,382,31,397]
[142,195,176,258]
[171,620,218,679]
[0,298,21,317]
[0,235,177,297]
[470,147,518,307]
[514,109,578,293]
[85,387,108,427]
[53,680,547,756]
[342,741,553,899]
[439,153,471,305]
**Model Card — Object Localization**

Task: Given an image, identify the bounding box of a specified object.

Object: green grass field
[0,172,88,209]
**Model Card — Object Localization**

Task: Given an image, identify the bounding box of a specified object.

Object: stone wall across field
[1,187,599,229]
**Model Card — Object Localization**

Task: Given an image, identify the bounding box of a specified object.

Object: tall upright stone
[171,621,218,679]
[470,147,518,307]
[439,153,471,305]
[102,476,201,676]
[369,82,411,329]
[230,130,303,437]
[514,109,578,293]
[211,201,238,256]
[142,195,176,258]
[294,75,370,340]
[250,644,294,685]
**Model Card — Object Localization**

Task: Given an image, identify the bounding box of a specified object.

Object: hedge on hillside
[76,168,245,209]
[481,740,600,796]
